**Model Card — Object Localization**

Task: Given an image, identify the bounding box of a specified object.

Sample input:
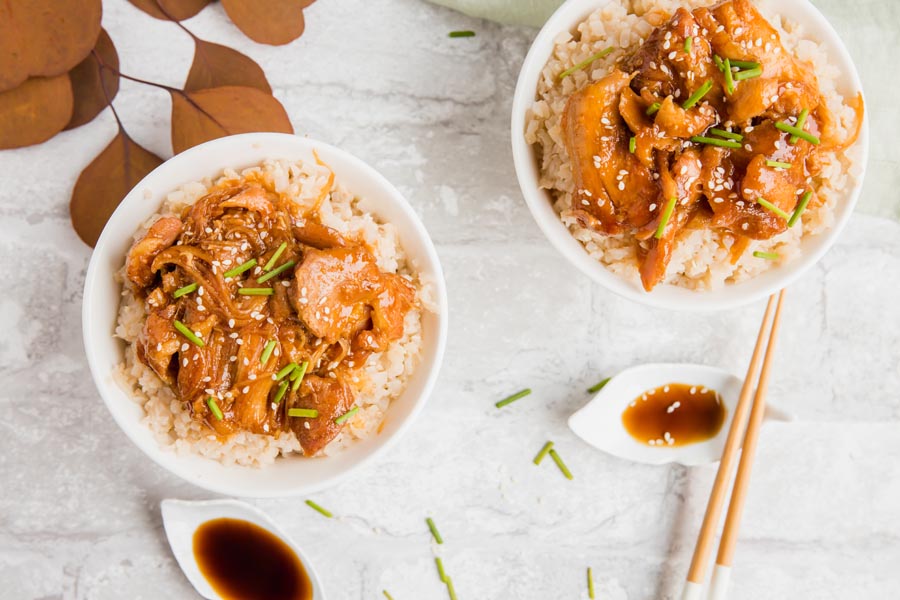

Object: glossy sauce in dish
[193,518,312,600]
[622,383,726,446]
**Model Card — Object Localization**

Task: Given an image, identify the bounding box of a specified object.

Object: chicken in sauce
[561,0,863,290]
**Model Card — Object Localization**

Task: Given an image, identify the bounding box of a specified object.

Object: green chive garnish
[559,47,614,79]
[628,136,636,153]
[223,258,257,279]
[263,242,288,271]
[753,251,780,260]
[729,59,760,69]
[275,362,298,381]
[788,191,812,227]
[549,448,574,480]
[206,396,223,420]
[533,441,554,465]
[257,260,296,284]
[291,361,309,392]
[654,197,677,239]
[690,136,742,149]
[383,592,395,600]
[713,54,726,71]
[495,388,531,408]
[681,79,712,109]
[646,102,661,116]
[260,340,276,365]
[775,121,820,144]
[238,287,274,296]
[734,66,762,80]
[448,30,475,38]
[289,408,319,418]
[588,567,596,599]
[435,557,447,582]
[710,128,743,141]
[173,319,204,347]
[766,160,792,169]
[723,57,735,94]
[587,377,611,393]
[756,197,791,220]
[273,381,289,405]
[684,36,692,53]
[446,577,458,600]
[173,282,197,298]
[334,406,359,425]
[305,499,332,518]
[427,517,444,544]
[790,108,809,144]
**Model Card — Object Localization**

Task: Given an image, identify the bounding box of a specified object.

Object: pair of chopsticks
[681,290,786,600]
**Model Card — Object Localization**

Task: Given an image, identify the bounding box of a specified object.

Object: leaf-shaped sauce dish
[161,498,326,600]
[568,363,792,466]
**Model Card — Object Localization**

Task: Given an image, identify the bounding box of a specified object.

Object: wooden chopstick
[680,291,783,600]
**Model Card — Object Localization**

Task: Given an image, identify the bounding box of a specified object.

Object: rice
[113,158,434,467]
[525,0,862,290]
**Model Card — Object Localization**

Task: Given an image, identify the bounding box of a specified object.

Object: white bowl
[83,133,448,497]
[511,0,869,311]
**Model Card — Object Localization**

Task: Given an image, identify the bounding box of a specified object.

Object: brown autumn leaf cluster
[0,0,315,247]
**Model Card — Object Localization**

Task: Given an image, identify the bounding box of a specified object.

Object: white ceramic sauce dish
[511,0,869,311]
[568,363,791,466]
[83,133,448,497]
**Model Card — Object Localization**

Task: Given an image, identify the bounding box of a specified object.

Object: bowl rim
[82,132,449,497]
[510,0,870,311]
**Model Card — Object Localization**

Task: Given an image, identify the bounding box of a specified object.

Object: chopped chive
[558,47,614,79]
[790,108,809,144]
[646,102,661,116]
[260,340,276,365]
[383,592,395,600]
[206,396,223,420]
[304,499,332,518]
[548,448,574,480]
[257,260,296,284]
[223,258,257,279]
[775,121,820,144]
[291,361,309,392]
[734,66,762,80]
[756,197,792,220]
[654,197,677,239]
[446,577,458,600]
[587,377,611,393]
[710,127,743,141]
[273,381,289,405]
[788,191,812,227]
[690,135,742,149]
[713,54,725,71]
[435,557,447,582]
[288,407,319,418]
[723,57,735,94]
[263,242,288,271]
[533,441,554,465]
[173,319,204,347]
[426,517,444,544]
[729,59,760,69]
[684,36,692,53]
[237,287,274,296]
[275,362,298,381]
[766,160,792,169]
[173,282,197,298]
[495,388,531,408]
[628,136,636,154]
[753,250,780,260]
[588,567,596,599]
[334,406,359,425]
[681,79,712,109]
[448,30,475,38]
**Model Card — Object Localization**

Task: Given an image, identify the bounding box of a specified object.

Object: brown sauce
[622,383,726,447]
[193,518,312,600]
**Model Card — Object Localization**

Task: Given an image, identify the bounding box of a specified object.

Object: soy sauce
[193,518,312,600]
[622,383,726,446]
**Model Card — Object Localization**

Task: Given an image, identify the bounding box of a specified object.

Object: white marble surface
[2,1,899,599]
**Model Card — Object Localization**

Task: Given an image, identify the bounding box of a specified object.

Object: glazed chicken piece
[135,304,180,385]
[286,375,356,455]
[126,216,183,287]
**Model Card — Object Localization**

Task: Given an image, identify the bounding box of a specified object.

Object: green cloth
[427,0,563,27]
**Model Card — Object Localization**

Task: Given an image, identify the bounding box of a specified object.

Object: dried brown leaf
[71,131,164,247]
[0,0,102,91]
[127,0,210,21]
[66,29,120,130]
[185,39,271,93]
[0,75,74,149]
[220,0,314,46]
[170,86,293,154]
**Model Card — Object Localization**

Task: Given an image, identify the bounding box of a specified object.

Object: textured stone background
[1,1,898,599]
